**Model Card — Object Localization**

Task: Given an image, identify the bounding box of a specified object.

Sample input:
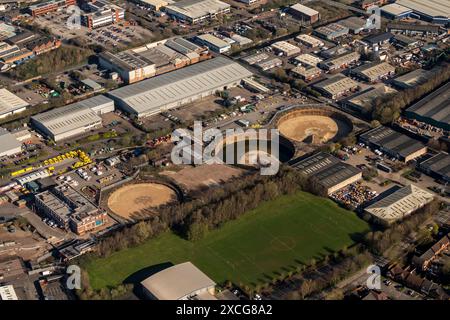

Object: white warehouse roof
[31,101,102,138]
[290,3,319,17]
[0,88,29,117]
[0,128,22,157]
[165,0,230,20]
[141,262,216,300]
[396,0,450,20]
[365,184,434,224]
[108,57,253,116]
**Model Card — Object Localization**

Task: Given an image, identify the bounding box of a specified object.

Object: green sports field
[86,191,369,290]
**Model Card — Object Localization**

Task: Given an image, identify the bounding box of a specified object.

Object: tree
[187,222,209,241]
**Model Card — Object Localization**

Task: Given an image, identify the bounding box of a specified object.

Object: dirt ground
[107,183,176,218]
[161,164,244,191]
[278,115,341,144]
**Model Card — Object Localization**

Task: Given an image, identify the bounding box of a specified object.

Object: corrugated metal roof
[31,98,103,136]
[0,128,21,155]
[107,57,252,115]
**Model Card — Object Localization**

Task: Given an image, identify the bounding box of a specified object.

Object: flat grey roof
[392,68,431,88]
[107,57,252,115]
[0,128,21,155]
[396,0,450,19]
[420,152,450,179]
[165,0,230,19]
[291,152,361,189]
[360,126,425,158]
[406,82,450,126]
[31,101,102,137]
[0,88,29,116]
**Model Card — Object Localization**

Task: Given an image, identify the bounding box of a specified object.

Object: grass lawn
[86,191,369,290]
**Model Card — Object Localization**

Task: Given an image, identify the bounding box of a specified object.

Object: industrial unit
[0,88,29,119]
[294,53,322,67]
[99,51,156,84]
[288,3,320,24]
[141,262,216,300]
[255,57,283,71]
[31,95,114,141]
[295,34,324,48]
[405,82,450,131]
[27,0,76,17]
[392,68,432,89]
[195,34,231,53]
[419,152,450,183]
[364,184,434,225]
[0,128,22,158]
[291,65,322,81]
[380,3,413,19]
[313,74,359,99]
[359,126,427,162]
[135,0,172,11]
[291,152,362,196]
[396,0,449,24]
[386,23,443,36]
[270,41,301,57]
[107,57,253,119]
[337,16,367,34]
[314,23,349,41]
[99,37,208,84]
[343,84,397,118]
[318,51,361,71]
[163,0,230,24]
[350,61,396,83]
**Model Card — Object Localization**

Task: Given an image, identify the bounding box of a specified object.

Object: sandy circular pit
[278,115,341,144]
[107,183,176,218]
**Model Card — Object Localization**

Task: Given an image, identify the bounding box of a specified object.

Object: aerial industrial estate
[0,0,449,305]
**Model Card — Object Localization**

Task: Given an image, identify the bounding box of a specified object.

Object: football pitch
[86,191,369,290]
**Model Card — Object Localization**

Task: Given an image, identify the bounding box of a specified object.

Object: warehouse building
[396,0,449,24]
[350,61,396,83]
[195,34,230,53]
[359,126,427,162]
[380,3,413,19]
[100,38,208,83]
[31,95,114,141]
[99,51,156,84]
[343,84,397,118]
[392,68,431,89]
[34,185,108,235]
[318,51,360,71]
[164,0,230,24]
[255,57,282,71]
[313,74,359,100]
[141,262,216,300]
[392,34,419,48]
[0,128,22,158]
[241,52,269,65]
[337,16,366,34]
[270,41,301,57]
[0,88,29,119]
[362,32,393,46]
[294,53,322,67]
[295,34,324,48]
[386,23,443,36]
[288,3,320,24]
[314,23,349,41]
[404,82,450,131]
[107,57,253,119]
[291,65,322,81]
[136,0,172,11]
[291,152,362,196]
[419,152,450,183]
[364,184,434,225]
[319,45,350,59]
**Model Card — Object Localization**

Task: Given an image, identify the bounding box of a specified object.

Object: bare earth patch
[107,183,176,218]
[161,164,244,191]
[278,115,339,143]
